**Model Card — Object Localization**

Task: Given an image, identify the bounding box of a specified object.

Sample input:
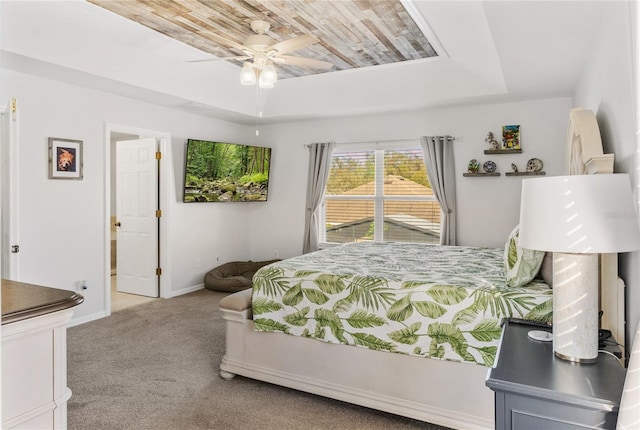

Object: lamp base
[552,252,599,363]
[554,350,598,364]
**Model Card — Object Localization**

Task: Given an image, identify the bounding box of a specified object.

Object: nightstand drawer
[496,391,619,429]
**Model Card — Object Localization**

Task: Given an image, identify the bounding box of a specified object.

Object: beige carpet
[67,289,452,430]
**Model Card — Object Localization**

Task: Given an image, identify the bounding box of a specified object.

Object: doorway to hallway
[104,124,171,315]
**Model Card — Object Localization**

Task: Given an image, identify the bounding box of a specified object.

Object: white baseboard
[67,284,205,327]
[67,310,109,328]
[168,283,204,298]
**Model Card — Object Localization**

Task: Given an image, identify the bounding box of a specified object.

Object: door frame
[103,123,172,314]
[1,101,19,280]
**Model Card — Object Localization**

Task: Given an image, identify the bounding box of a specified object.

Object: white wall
[0,69,256,322]
[249,97,571,260]
[0,66,579,329]
[572,0,638,347]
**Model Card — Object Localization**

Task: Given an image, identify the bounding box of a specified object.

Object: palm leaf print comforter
[252,242,552,367]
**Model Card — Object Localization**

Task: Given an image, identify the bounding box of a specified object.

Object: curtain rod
[305,136,456,147]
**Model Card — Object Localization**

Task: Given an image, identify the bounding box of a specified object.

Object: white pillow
[504,225,545,288]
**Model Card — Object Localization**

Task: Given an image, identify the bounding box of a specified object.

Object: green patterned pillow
[504,225,545,288]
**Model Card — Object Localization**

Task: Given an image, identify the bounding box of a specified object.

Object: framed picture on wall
[48,137,83,180]
[502,125,521,150]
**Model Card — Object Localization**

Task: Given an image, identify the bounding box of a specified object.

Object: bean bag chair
[204,259,280,292]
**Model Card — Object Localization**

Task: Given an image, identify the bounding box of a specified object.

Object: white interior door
[116,138,158,297]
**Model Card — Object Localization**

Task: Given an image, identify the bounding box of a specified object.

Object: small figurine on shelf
[511,163,518,173]
[485,132,499,149]
[468,159,480,173]
[526,158,543,172]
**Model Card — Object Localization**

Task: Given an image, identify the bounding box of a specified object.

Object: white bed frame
[219,289,494,430]
[218,108,622,430]
[566,108,624,347]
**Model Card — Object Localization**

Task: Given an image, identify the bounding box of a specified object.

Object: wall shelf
[463,172,501,177]
[484,149,522,154]
[505,171,545,176]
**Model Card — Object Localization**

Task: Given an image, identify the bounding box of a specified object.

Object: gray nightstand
[486,319,627,430]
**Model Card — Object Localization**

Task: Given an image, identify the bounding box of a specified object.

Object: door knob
[114,221,121,227]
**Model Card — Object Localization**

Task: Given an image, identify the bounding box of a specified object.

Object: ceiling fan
[189,20,334,87]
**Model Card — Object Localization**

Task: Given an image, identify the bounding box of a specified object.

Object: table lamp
[518,174,640,363]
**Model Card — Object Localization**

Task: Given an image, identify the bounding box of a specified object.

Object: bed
[219,239,552,430]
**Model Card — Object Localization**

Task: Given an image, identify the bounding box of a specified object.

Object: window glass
[326,151,374,196]
[322,147,440,244]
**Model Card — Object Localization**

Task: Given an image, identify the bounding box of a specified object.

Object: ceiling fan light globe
[258,73,275,88]
[240,62,256,86]
[260,63,278,86]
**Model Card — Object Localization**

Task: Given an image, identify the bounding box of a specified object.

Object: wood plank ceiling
[87,0,438,79]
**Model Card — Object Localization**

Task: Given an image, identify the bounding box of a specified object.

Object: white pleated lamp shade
[519,174,640,254]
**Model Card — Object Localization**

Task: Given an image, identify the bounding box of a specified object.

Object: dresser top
[1,279,84,325]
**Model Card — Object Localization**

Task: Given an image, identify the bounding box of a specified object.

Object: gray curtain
[420,136,456,245]
[303,142,335,254]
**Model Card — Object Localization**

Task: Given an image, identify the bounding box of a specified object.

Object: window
[320,146,441,245]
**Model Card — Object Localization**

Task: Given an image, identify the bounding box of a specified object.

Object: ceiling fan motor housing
[244,34,276,52]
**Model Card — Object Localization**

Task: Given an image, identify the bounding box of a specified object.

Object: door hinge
[10,98,17,120]
[156,268,162,276]
[155,151,162,160]
[156,210,162,218]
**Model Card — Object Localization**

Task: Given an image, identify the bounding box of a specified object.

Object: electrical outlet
[274,249,279,258]
[195,257,201,268]
[78,280,87,292]
[216,256,220,262]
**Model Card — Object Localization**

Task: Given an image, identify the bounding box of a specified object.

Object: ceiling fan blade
[187,56,251,63]
[270,35,318,55]
[275,55,334,70]
[203,30,248,53]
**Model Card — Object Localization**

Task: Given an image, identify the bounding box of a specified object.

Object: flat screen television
[183,139,271,203]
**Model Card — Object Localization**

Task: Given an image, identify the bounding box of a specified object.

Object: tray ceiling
[87,0,438,79]
[1,1,610,123]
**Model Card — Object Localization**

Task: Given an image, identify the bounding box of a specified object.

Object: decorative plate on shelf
[483,160,496,173]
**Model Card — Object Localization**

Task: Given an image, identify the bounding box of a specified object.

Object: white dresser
[2,280,83,429]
